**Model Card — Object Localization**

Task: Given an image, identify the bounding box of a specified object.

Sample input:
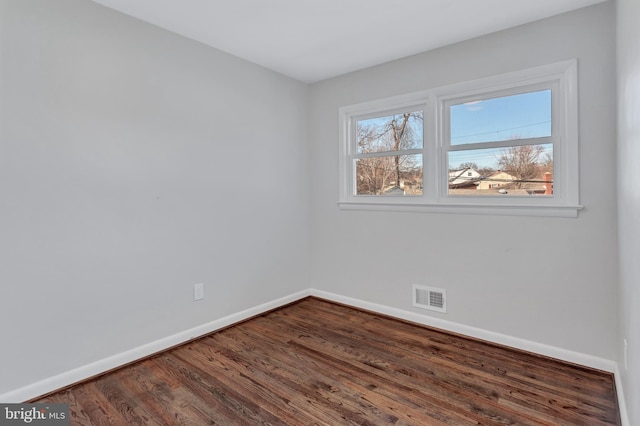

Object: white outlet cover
[194,283,204,301]
[624,339,628,371]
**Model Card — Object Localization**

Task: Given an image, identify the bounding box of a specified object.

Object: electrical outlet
[194,283,204,301]
[624,339,628,371]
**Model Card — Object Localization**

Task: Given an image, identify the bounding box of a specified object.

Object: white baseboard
[310,289,616,371]
[0,287,628,426]
[0,289,312,403]
[613,364,631,426]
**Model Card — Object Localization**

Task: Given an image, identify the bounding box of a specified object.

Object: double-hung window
[338,60,580,217]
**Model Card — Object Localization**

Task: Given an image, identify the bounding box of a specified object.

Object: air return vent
[413,285,446,313]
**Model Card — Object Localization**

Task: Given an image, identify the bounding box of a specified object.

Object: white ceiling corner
[89,0,608,83]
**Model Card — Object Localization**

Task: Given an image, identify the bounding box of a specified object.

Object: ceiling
[90,0,607,83]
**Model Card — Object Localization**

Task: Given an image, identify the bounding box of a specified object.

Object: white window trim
[338,59,582,218]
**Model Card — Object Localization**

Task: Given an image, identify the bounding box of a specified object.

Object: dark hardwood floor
[35,297,621,425]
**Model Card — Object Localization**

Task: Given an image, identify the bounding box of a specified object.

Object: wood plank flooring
[35,297,621,425]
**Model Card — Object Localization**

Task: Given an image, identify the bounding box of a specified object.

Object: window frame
[338,60,581,217]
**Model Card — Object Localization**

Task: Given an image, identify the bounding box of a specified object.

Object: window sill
[337,201,583,218]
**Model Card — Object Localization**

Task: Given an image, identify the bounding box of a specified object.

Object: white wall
[0,0,309,395]
[617,0,640,422]
[308,3,618,360]
[0,0,625,406]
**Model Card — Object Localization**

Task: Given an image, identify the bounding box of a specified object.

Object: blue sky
[450,90,551,144]
[449,89,552,169]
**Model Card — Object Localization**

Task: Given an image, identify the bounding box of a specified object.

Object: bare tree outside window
[356,111,423,195]
[497,145,552,188]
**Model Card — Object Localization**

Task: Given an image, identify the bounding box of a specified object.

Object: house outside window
[338,60,580,217]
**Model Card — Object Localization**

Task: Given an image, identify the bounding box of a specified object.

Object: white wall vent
[413,285,446,313]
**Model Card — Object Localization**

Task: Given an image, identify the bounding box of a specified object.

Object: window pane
[355,154,423,195]
[356,111,423,154]
[450,90,551,145]
[448,144,553,196]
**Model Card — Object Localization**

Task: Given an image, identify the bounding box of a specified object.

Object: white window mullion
[430,97,445,202]
[446,137,554,152]
[354,149,423,160]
